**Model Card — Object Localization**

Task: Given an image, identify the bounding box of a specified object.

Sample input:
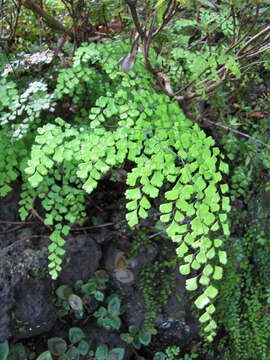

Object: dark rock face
[0,230,101,341]
[58,234,102,285]
[124,292,146,328]
[0,229,47,341]
[129,244,159,276]
[104,244,200,347]
[0,184,20,223]
[13,279,56,339]
[154,318,199,349]
[155,271,200,346]
[0,188,199,353]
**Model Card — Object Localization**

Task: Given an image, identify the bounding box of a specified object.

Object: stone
[58,234,102,285]
[13,279,56,339]
[129,244,158,276]
[0,231,101,341]
[0,232,48,341]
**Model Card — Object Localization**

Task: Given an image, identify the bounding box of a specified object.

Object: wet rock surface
[0,187,199,355]
[13,279,56,339]
[58,234,102,285]
[0,227,101,341]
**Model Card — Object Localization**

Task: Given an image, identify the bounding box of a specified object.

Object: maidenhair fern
[0,40,230,340]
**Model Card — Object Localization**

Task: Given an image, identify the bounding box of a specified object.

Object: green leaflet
[0,41,230,340]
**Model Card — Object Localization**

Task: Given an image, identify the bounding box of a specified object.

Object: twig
[204,118,270,150]
[9,0,21,46]
[237,24,270,56]
[22,0,73,38]
[126,0,144,38]
[0,219,35,224]
[71,222,115,231]
[144,8,158,72]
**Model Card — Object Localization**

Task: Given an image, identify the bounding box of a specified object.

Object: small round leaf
[0,341,9,360]
[68,294,83,311]
[69,327,85,344]
[37,351,53,360]
[77,340,89,356]
[95,344,109,360]
[48,338,67,356]
[108,348,125,360]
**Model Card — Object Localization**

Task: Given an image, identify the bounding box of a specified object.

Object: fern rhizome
[0,41,230,340]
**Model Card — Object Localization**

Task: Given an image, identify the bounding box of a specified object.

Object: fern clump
[0,41,230,339]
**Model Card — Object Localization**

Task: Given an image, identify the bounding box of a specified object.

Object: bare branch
[204,118,270,150]
[125,0,144,38]
[22,0,73,38]
[237,24,270,56]
[9,0,22,46]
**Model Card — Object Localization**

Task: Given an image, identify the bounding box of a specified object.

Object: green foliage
[204,188,270,359]
[37,351,53,360]
[95,345,124,360]
[0,39,230,338]
[0,341,9,360]
[36,327,124,360]
[6,343,30,360]
[39,327,89,359]
[137,238,177,328]
[94,294,123,331]
[55,271,108,319]
[2,0,270,356]
[154,346,198,360]
[121,325,153,350]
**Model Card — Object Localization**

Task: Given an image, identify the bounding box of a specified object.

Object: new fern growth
[0,40,230,340]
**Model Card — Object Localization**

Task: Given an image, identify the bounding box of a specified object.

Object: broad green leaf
[68,294,83,311]
[205,320,217,332]
[77,340,89,356]
[214,239,222,248]
[29,172,43,187]
[191,260,201,270]
[108,348,125,360]
[95,345,109,360]
[165,189,179,201]
[37,351,53,360]
[186,277,198,291]
[213,266,223,280]
[196,251,207,264]
[218,250,227,264]
[160,202,173,213]
[199,312,211,323]
[140,196,151,209]
[126,210,138,227]
[126,200,137,211]
[195,294,210,309]
[205,285,218,299]
[48,338,67,356]
[176,242,188,257]
[207,247,215,259]
[126,188,141,200]
[56,285,72,300]
[0,341,9,360]
[206,304,215,314]
[200,275,210,286]
[108,297,121,316]
[138,329,151,345]
[179,264,190,275]
[154,352,166,360]
[69,327,85,344]
[203,264,213,276]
